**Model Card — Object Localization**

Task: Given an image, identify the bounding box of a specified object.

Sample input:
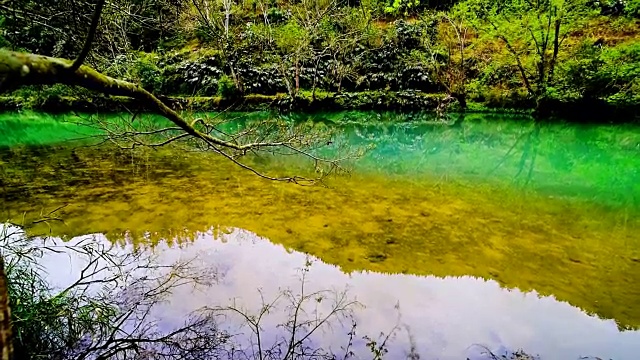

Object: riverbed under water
[1,111,640,359]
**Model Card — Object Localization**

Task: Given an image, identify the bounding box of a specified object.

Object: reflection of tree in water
[2,225,443,360]
[491,122,541,186]
[1,224,227,360]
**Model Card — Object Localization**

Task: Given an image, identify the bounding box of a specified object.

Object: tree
[191,0,245,93]
[322,6,374,94]
[412,11,472,110]
[459,0,595,107]
[274,20,312,97]
[385,0,422,16]
[0,1,348,357]
[0,0,185,59]
[211,260,359,360]
[269,0,339,98]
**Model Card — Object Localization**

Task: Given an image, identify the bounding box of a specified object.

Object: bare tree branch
[69,0,107,72]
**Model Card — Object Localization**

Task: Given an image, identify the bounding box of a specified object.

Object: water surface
[33,228,640,360]
[1,111,640,359]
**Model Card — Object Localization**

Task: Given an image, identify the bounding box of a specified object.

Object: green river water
[1,111,640,359]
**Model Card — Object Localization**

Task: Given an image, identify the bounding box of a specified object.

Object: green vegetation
[1,0,639,357]
[0,224,229,359]
[1,0,639,118]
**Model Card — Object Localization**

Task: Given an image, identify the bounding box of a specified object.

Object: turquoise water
[1,111,640,359]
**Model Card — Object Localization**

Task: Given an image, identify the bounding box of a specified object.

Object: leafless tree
[465,0,591,106]
[191,0,246,93]
[414,12,471,112]
[271,0,339,98]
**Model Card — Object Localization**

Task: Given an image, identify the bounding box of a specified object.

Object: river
[1,111,639,359]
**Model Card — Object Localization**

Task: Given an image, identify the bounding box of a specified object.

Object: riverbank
[1,91,638,123]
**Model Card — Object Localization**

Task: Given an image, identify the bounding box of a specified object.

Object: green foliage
[243,22,273,47]
[389,20,425,50]
[217,74,238,98]
[1,224,228,359]
[592,0,640,17]
[594,42,640,104]
[195,23,217,43]
[165,52,224,95]
[100,53,137,80]
[134,53,163,92]
[0,17,12,49]
[555,40,640,106]
[274,21,310,54]
[5,85,95,110]
[0,227,115,358]
[457,0,598,108]
[627,0,640,17]
[3,0,639,112]
[385,0,422,15]
[267,7,291,23]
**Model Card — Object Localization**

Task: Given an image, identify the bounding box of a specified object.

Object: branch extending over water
[0,50,353,183]
[0,51,264,151]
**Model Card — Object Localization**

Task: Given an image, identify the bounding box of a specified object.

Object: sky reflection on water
[39,227,640,360]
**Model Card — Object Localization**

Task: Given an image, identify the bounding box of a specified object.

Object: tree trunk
[224,0,231,39]
[311,58,320,101]
[280,63,294,97]
[492,25,535,96]
[229,63,243,94]
[453,92,467,111]
[548,19,561,85]
[294,60,300,97]
[0,257,13,360]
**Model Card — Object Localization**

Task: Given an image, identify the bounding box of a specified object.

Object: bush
[267,8,291,24]
[217,74,239,98]
[625,0,640,17]
[170,55,223,95]
[134,53,163,93]
[1,224,227,359]
[100,53,137,80]
[0,17,12,49]
[562,41,640,105]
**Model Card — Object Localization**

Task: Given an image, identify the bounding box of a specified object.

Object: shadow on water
[2,111,640,357]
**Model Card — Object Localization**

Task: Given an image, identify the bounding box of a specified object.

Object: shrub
[625,0,640,17]
[561,41,640,105]
[134,53,163,93]
[217,74,238,98]
[0,17,12,49]
[1,224,227,359]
